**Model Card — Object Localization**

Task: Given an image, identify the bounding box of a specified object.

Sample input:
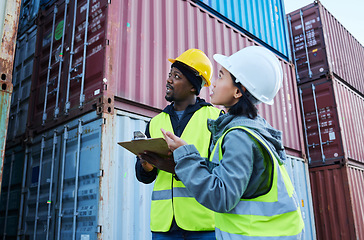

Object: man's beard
[165,94,173,102]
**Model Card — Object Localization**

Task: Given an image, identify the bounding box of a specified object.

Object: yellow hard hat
[168,49,213,87]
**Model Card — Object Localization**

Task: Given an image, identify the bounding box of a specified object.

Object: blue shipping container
[17,0,41,35]
[7,25,37,142]
[0,145,26,238]
[21,112,102,240]
[17,110,154,239]
[196,0,291,60]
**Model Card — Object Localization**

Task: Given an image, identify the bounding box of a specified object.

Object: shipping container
[17,0,41,35]
[28,0,305,157]
[287,1,364,94]
[309,162,364,240]
[299,76,364,166]
[17,111,153,239]
[6,25,37,144]
[0,145,26,239]
[0,81,13,189]
[28,0,113,133]
[14,109,315,239]
[283,156,316,240]
[195,0,291,60]
[21,112,101,239]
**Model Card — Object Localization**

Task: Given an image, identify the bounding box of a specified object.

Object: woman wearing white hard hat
[161,46,304,239]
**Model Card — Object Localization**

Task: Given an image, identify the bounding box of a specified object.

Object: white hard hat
[213,46,283,105]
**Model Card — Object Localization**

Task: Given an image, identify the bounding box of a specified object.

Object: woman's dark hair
[228,73,258,119]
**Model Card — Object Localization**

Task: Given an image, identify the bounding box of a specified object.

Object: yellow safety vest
[149,106,221,232]
[210,126,304,239]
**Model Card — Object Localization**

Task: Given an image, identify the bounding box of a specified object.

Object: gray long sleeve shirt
[173,113,287,213]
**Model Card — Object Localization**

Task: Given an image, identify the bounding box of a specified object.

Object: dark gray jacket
[173,113,286,213]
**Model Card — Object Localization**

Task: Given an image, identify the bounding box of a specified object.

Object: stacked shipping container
[0,146,26,238]
[29,0,305,156]
[195,0,291,60]
[287,2,364,93]
[288,1,364,239]
[1,0,41,239]
[6,25,37,144]
[1,0,317,239]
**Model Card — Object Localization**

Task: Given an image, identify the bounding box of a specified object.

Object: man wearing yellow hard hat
[136,49,222,239]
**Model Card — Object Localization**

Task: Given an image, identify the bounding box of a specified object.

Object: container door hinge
[98,169,104,177]
[107,0,111,4]
[106,39,109,45]
[96,225,102,233]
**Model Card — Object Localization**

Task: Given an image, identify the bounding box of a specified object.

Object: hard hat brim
[168,58,176,64]
[213,54,229,69]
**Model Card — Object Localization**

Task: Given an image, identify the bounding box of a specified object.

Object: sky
[284,0,364,46]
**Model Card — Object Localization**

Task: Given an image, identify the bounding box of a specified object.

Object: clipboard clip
[133,131,147,140]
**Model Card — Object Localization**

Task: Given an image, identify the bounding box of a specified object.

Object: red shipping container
[287,2,364,94]
[28,0,304,156]
[309,163,364,240]
[299,76,364,166]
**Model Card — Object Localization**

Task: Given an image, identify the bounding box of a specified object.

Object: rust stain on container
[1,0,21,191]
[0,0,22,83]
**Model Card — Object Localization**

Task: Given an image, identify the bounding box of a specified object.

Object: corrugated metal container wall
[346,165,364,239]
[18,111,154,239]
[0,146,26,239]
[114,111,153,239]
[17,0,41,35]
[7,25,37,143]
[333,78,364,163]
[27,0,304,156]
[318,3,364,92]
[309,163,364,240]
[283,156,316,240]
[299,78,344,166]
[195,0,290,60]
[21,112,102,240]
[28,0,111,132]
[113,0,305,157]
[287,2,364,94]
[299,77,364,166]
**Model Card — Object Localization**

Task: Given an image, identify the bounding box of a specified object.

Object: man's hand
[139,158,154,172]
[139,151,176,174]
[161,128,187,151]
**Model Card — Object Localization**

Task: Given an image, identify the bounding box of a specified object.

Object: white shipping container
[9,110,316,239]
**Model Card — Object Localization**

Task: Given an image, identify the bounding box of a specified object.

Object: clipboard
[118,138,170,157]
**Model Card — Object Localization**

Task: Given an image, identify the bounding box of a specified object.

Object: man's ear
[191,86,197,95]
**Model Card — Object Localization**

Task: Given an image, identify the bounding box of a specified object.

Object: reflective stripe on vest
[149,106,221,232]
[210,126,304,239]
